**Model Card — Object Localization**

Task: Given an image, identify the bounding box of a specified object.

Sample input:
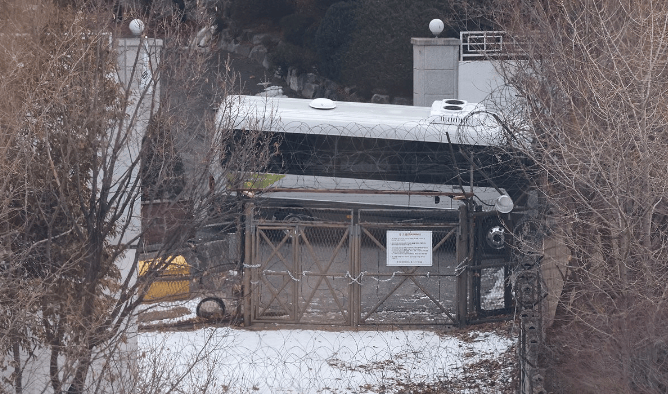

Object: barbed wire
[136,321,517,394]
[232,107,521,207]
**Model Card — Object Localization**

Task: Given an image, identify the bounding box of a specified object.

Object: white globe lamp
[495,194,514,214]
[129,19,145,36]
[429,19,444,37]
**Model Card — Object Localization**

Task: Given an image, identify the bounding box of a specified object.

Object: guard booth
[242,199,518,328]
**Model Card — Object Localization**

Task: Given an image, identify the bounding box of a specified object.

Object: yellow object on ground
[138,255,191,302]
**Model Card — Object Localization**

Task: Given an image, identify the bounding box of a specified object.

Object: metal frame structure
[243,203,517,327]
[459,31,508,61]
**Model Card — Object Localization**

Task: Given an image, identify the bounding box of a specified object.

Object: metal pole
[456,204,469,326]
[243,203,254,327]
[469,209,478,319]
[351,210,360,326]
[291,222,298,323]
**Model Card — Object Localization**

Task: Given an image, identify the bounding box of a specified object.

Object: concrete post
[411,37,460,106]
[110,36,163,390]
[114,36,163,286]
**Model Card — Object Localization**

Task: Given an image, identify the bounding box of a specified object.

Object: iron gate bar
[257,272,294,318]
[359,223,459,324]
[255,227,297,320]
[238,188,474,198]
[296,226,351,323]
[292,222,298,323]
[294,273,350,277]
[407,275,456,323]
[359,222,461,227]
[369,273,455,277]
[361,266,419,322]
[256,227,292,274]
[361,227,386,250]
[352,223,360,326]
[258,228,290,257]
[432,228,457,252]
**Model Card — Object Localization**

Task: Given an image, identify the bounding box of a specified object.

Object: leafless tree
[493,0,668,392]
[0,1,274,392]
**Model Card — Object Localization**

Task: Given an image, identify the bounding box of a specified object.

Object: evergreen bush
[230,0,294,26]
[280,13,316,47]
[314,1,358,81]
[269,42,317,76]
[341,0,460,96]
[289,0,342,17]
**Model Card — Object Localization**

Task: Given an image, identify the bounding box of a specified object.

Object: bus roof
[218,95,504,146]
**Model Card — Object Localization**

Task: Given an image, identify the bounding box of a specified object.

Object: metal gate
[243,205,515,327]
[356,209,460,325]
[246,207,354,325]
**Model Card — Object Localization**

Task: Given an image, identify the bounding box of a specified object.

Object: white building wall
[412,36,511,105]
[458,60,506,104]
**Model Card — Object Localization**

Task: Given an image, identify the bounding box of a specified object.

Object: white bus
[218,95,523,212]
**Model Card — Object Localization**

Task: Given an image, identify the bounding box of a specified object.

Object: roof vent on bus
[443,99,466,110]
[429,99,480,124]
[309,98,337,110]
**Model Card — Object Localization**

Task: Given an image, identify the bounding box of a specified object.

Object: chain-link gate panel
[251,221,297,322]
[249,207,354,325]
[356,209,460,325]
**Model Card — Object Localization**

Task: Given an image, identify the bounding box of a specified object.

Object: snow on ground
[481,268,506,310]
[137,324,516,393]
[137,298,201,326]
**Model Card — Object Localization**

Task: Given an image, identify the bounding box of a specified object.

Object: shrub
[280,13,316,47]
[314,1,358,81]
[302,21,320,52]
[230,0,295,26]
[288,0,344,18]
[340,0,461,96]
[268,42,317,76]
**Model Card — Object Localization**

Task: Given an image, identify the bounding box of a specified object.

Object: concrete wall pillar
[411,37,460,106]
[114,37,163,279]
[107,36,163,392]
[116,37,163,116]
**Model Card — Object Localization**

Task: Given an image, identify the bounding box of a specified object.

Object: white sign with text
[386,231,433,267]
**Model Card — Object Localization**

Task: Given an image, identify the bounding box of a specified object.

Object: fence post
[456,204,469,326]
[351,213,360,327]
[243,203,254,327]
